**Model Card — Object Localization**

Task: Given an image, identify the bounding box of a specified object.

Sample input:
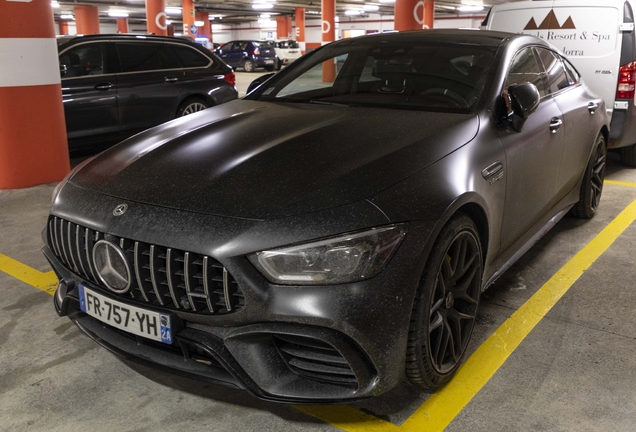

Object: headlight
[248,225,407,285]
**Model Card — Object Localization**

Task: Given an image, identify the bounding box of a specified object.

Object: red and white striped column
[0,0,69,189]
[321,0,336,82]
[295,8,305,54]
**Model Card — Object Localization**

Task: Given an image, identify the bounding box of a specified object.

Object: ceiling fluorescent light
[363,4,379,10]
[195,20,204,26]
[252,4,273,9]
[51,1,60,8]
[344,9,362,15]
[108,11,129,18]
[60,14,74,19]
[165,7,182,15]
[378,0,395,3]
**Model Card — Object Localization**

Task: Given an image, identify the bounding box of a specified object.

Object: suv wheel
[243,59,256,72]
[176,97,210,117]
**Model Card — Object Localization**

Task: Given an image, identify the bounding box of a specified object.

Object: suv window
[536,48,570,93]
[168,44,211,68]
[504,47,547,97]
[59,42,107,78]
[116,42,180,73]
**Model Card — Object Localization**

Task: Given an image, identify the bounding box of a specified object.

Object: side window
[504,47,547,97]
[59,43,106,78]
[116,42,161,73]
[219,42,233,52]
[168,45,211,68]
[536,48,570,93]
[562,58,580,86]
[157,44,181,69]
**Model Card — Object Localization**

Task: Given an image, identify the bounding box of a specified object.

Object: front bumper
[43,188,438,402]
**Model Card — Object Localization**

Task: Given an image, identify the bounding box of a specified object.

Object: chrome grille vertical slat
[119,238,125,248]
[223,268,232,312]
[133,242,149,302]
[66,221,79,272]
[166,248,179,309]
[48,218,58,257]
[149,245,164,306]
[84,228,98,282]
[184,252,197,312]
[54,218,68,265]
[74,226,88,277]
[202,256,215,313]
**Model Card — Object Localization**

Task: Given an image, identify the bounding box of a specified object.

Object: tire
[276,59,282,71]
[243,59,255,72]
[406,214,483,390]
[176,97,210,118]
[571,133,606,219]
[619,143,636,167]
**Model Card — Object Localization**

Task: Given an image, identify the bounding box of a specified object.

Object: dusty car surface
[44,30,609,403]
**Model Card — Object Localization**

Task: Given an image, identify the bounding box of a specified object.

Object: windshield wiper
[308,100,351,107]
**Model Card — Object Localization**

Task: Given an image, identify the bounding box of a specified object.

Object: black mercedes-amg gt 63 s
[43,30,609,403]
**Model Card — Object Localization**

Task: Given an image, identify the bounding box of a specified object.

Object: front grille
[48,216,245,315]
[274,334,358,388]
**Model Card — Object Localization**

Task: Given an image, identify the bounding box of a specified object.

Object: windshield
[253,40,495,113]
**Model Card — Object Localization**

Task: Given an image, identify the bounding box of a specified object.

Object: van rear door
[488,0,623,115]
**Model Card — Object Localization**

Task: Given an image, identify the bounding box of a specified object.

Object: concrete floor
[1,80,636,430]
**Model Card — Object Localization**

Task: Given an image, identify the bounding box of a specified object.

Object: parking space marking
[299,198,636,432]
[605,180,636,188]
[0,253,57,294]
[2,195,636,432]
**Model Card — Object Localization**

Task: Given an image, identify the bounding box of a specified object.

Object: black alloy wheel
[571,133,606,219]
[406,214,482,389]
[243,59,256,72]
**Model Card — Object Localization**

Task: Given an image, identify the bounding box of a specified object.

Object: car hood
[70,100,479,220]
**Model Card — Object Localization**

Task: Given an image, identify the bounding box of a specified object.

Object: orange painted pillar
[145,0,167,36]
[276,17,287,39]
[321,0,336,82]
[286,17,293,38]
[0,1,70,189]
[167,24,175,37]
[295,8,305,54]
[182,0,195,39]
[74,6,100,35]
[423,0,434,29]
[117,18,129,33]
[394,0,423,31]
[195,11,210,41]
[58,20,69,35]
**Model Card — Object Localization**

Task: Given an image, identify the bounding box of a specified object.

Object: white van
[264,39,302,70]
[484,0,636,166]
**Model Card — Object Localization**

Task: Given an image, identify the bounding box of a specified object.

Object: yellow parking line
[2,199,636,431]
[299,198,636,431]
[0,253,58,295]
[605,180,636,188]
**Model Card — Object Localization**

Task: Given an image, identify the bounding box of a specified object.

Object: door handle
[588,101,599,114]
[94,83,113,90]
[549,117,563,133]
[165,77,179,83]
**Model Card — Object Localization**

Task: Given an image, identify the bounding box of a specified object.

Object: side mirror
[246,72,276,95]
[507,82,540,132]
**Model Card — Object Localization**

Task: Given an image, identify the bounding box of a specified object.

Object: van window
[504,47,547,97]
[536,48,570,93]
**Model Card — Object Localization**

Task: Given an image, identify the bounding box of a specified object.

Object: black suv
[215,40,278,72]
[57,34,238,151]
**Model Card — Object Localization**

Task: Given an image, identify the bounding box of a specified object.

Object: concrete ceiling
[53,0,522,25]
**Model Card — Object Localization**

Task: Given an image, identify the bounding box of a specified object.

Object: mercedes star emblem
[92,240,132,293]
[113,204,128,216]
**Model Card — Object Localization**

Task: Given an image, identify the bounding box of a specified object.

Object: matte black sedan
[57,34,238,151]
[44,30,609,403]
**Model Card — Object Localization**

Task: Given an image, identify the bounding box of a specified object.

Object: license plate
[265,59,274,64]
[289,50,298,53]
[78,284,173,344]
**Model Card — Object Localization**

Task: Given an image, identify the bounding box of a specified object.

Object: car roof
[330,29,534,48]
[56,33,201,47]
